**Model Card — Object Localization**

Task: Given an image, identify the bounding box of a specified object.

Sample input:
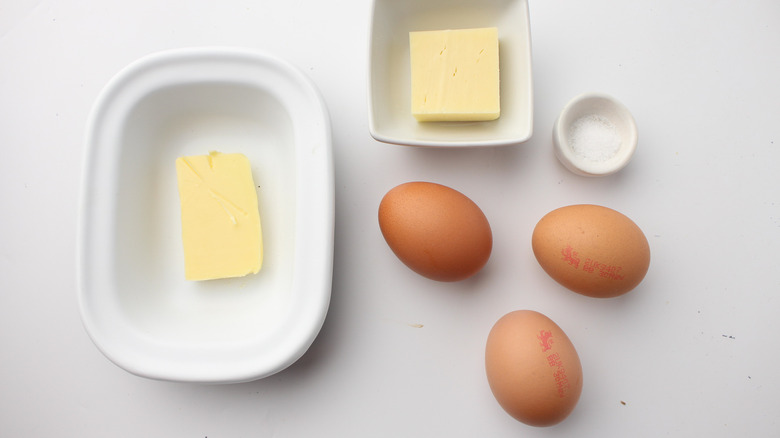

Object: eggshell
[378,182,492,282]
[485,310,583,427]
[532,204,650,298]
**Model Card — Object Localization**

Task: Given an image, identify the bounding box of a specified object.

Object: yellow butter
[409,27,500,122]
[175,151,263,281]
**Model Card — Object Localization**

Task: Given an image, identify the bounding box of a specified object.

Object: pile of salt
[568,114,621,162]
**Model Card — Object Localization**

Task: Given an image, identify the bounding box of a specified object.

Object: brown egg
[378,181,492,282]
[532,204,650,298]
[485,310,583,427]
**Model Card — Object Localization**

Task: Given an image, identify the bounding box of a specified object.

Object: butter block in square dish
[409,27,500,122]
[175,151,263,281]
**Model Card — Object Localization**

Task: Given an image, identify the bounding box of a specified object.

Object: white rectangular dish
[368,0,533,147]
[78,47,334,383]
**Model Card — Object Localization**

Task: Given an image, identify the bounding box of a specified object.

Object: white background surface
[1,0,778,436]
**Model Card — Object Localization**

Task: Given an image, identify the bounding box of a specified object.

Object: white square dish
[78,47,334,383]
[368,0,533,147]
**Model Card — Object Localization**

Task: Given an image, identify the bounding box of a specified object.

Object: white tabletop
[2,0,778,436]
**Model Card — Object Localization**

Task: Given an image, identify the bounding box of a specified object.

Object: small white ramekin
[553,92,638,176]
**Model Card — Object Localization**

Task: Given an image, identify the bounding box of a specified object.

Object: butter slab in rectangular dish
[78,47,334,383]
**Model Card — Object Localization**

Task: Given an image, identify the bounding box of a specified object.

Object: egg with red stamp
[532,204,650,298]
[378,181,492,282]
[485,310,583,427]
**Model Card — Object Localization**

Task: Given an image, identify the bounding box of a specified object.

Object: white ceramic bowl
[368,0,533,147]
[553,93,638,176]
[78,47,334,383]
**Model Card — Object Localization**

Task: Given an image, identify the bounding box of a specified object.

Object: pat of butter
[409,27,500,122]
[175,151,263,281]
